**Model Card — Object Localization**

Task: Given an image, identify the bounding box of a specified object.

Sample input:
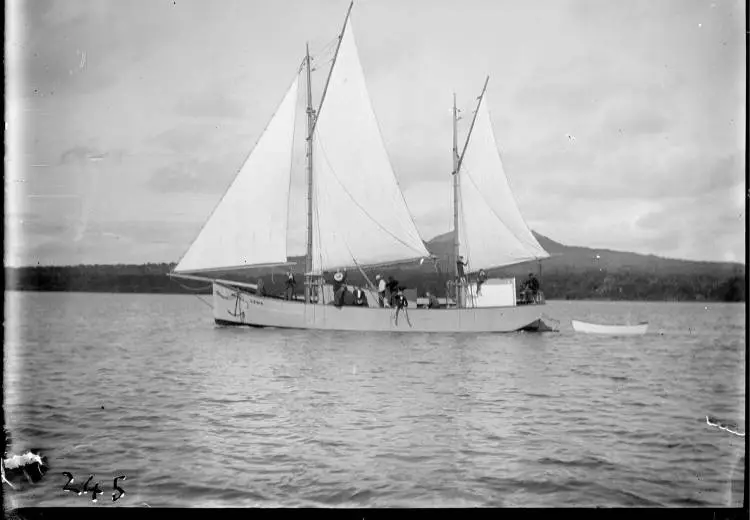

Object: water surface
[3,292,745,508]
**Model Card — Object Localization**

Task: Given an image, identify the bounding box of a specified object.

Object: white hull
[212,283,544,333]
[571,319,648,336]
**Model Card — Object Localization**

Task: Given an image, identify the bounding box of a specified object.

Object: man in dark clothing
[386,276,399,306]
[342,289,355,306]
[522,273,540,303]
[426,292,440,309]
[528,273,540,292]
[394,287,410,326]
[334,285,348,307]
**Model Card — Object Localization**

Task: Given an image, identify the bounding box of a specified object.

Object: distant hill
[423,230,744,277]
[4,231,745,301]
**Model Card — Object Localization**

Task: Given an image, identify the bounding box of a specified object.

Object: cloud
[147,160,235,194]
[174,86,249,119]
[8,218,202,266]
[59,145,124,164]
[7,0,744,266]
[633,183,745,261]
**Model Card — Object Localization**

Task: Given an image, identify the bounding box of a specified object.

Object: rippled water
[3,291,745,508]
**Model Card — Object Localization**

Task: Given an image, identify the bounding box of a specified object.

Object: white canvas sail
[310,18,429,273]
[174,76,300,273]
[457,91,549,271]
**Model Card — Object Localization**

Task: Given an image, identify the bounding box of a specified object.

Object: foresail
[458,91,548,271]
[310,19,429,273]
[174,76,299,274]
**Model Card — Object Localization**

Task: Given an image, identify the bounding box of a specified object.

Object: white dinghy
[571,320,649,336]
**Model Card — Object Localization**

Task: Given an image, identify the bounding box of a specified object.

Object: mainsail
[174,76,300,274]
[310,18,430,273]
[457,90,549,272]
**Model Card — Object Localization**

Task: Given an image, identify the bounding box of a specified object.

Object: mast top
[311,1,355,134]
[456,75,490,175]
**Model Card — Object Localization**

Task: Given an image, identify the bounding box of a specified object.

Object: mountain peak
[423,230,743,275]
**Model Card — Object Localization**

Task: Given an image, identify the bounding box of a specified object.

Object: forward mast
[304,1,354,304]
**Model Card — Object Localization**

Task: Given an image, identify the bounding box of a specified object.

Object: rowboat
[169,2,551,333]
[571,319,649,335]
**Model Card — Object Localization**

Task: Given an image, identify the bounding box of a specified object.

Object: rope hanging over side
[176,281,213,292]
[194,295,213,309]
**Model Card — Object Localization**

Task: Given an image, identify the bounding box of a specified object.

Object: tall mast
[452,93,461,308]
[304,44,314,304]
[304,2,354,305]
[453,76,489,308]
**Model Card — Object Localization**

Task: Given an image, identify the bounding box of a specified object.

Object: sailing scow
[170,2,551,333]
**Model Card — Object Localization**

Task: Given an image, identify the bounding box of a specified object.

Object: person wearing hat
[394,286,409,325]
[333,269,347,306]
[332,268,347,291]
[376,274,387,307]
[284,270,297,301]
[456,255,468,283]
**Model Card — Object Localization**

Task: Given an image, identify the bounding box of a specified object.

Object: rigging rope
[457,177,473,308]
[175,281,212,292]
[312,178,327,304]
[170,279,213,309]
[194,295,213,309]
[312,35,340,60]
[343,240,378,292]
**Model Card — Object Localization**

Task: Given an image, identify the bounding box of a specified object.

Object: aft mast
[454,76,489,308]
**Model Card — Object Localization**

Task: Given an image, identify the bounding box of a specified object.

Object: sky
[5,0,746,267]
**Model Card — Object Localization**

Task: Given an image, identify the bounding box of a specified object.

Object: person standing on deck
[333,269,349,307]
[476,269,487,295]
[284,270,296,300]
[394,287,409,325]
[386,276,399,306]
[376,275,387,307]
[426,291,440,309]
[333,269,347,293]
[456,256,468,300]
[521,273,540,303]
[456,256,467,283]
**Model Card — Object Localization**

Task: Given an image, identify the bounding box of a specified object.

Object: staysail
[310,17,430,274]
[174,76,300,274]
[457,90,549,271]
